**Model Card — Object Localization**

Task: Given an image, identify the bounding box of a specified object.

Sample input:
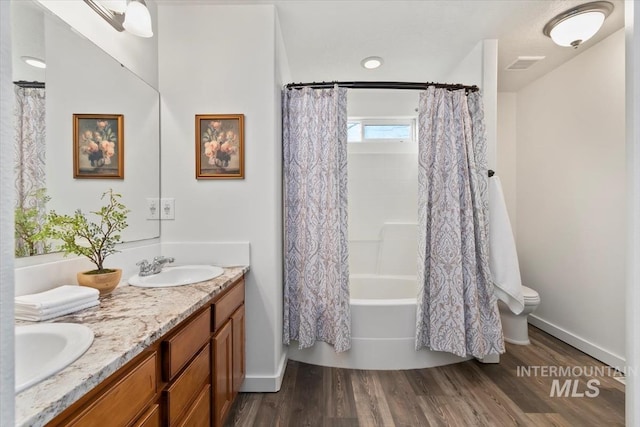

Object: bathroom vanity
[15,266,248,427]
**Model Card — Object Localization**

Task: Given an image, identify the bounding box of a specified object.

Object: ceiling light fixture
[361,56,384,70]
[543,1,613,48]
[83,0,153,38]
[21,56,46,69]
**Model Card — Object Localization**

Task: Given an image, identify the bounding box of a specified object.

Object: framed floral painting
[73,114,124,179]
[195,114,244,179]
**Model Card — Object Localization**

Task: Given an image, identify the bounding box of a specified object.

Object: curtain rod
[13,80,45,89]
[285,81,479,93]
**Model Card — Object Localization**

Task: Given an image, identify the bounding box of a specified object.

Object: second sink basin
[128,265,224,288]
[15,323,94,394]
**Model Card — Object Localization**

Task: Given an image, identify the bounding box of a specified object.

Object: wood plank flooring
[225,326,625,426]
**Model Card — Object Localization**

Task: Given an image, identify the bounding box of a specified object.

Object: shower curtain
[415,86,504,358]
[14,85,47,256]
[282,86,351,352]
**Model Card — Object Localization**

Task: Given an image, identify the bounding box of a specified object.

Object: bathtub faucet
[136,256,175,276]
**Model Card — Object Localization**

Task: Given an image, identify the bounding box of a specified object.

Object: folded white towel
[15,296,99,317]
[15,299,100,322]
[489,175,525,315]
[15,285,99,310]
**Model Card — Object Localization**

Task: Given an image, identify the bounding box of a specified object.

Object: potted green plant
[47,189,130,295]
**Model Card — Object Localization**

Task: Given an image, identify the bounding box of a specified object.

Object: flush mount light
[21,56,46,69]
[543,1,613,48]
[83,0,153,38]
[361,56,384,70]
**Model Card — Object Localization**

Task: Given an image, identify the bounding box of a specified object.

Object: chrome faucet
[136,256,175,276]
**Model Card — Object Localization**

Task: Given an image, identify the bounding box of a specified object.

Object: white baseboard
[528,315,626,368]
[240,350,288,392]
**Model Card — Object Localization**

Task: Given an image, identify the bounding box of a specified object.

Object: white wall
[625,1,640,423]
[1,1,16,424]
[347,89,418,118]
[37,0,159,89]
[516,29,626,366]
[496,92,517,232]
[158,4,286,391]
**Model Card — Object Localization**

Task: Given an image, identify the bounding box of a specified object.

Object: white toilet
[498,286,540,345]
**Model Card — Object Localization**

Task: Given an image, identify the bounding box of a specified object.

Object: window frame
[347,117,417,144]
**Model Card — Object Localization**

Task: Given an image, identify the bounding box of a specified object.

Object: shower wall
[347,90,419,276]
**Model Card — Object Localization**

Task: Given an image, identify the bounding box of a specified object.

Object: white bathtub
[287,274,471,370]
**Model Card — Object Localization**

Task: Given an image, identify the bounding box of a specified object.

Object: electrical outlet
[146,198,159,220]
[161,198,175,220]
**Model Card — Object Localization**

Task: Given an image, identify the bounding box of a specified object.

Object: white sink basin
[128,265,224,288]
[15,323,94,393]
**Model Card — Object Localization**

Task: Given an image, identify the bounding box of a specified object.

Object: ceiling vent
[505,56,545,71]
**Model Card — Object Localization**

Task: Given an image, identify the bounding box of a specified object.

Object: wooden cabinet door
[231,304,245,395]
[212,320,233,426]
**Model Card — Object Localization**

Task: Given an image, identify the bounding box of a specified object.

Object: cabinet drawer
[68,352,157,427]
[166,343,211,426]
[163,307,211,380]
[214,280,244,331]
[177,384,210,427]
[132,404,160,427]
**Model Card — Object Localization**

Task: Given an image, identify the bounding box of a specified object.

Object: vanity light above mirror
[83,0,153,38]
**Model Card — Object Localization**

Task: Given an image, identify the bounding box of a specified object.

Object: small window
[363,124,411,140]
[347,122,362,142]
[347,118,416,143]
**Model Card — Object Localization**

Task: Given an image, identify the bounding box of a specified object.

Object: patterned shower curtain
[282,86,351,352]
[415,86,504,358]
[14,85,47,256]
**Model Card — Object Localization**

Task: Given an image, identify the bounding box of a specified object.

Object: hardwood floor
[225,326,625,426]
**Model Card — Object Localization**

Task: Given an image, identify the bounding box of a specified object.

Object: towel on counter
[489,175,525,314]
[15,285,100,321]
[15,285,99,310]
[15,299,99,322]
[15,296,99,317]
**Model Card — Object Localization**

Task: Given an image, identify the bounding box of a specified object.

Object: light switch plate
[146,198,159,220]
[161,198,175,220]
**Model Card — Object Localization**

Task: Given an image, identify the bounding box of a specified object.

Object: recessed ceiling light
[361,56,384,70]
[21,56,46,69]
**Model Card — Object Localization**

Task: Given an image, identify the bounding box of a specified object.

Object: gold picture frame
[195,114,244,179]
[73,114,124,179]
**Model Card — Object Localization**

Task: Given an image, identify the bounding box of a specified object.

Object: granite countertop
[15,265,249,427]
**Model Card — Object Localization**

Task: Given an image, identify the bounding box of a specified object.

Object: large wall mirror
[11,0,160,260]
